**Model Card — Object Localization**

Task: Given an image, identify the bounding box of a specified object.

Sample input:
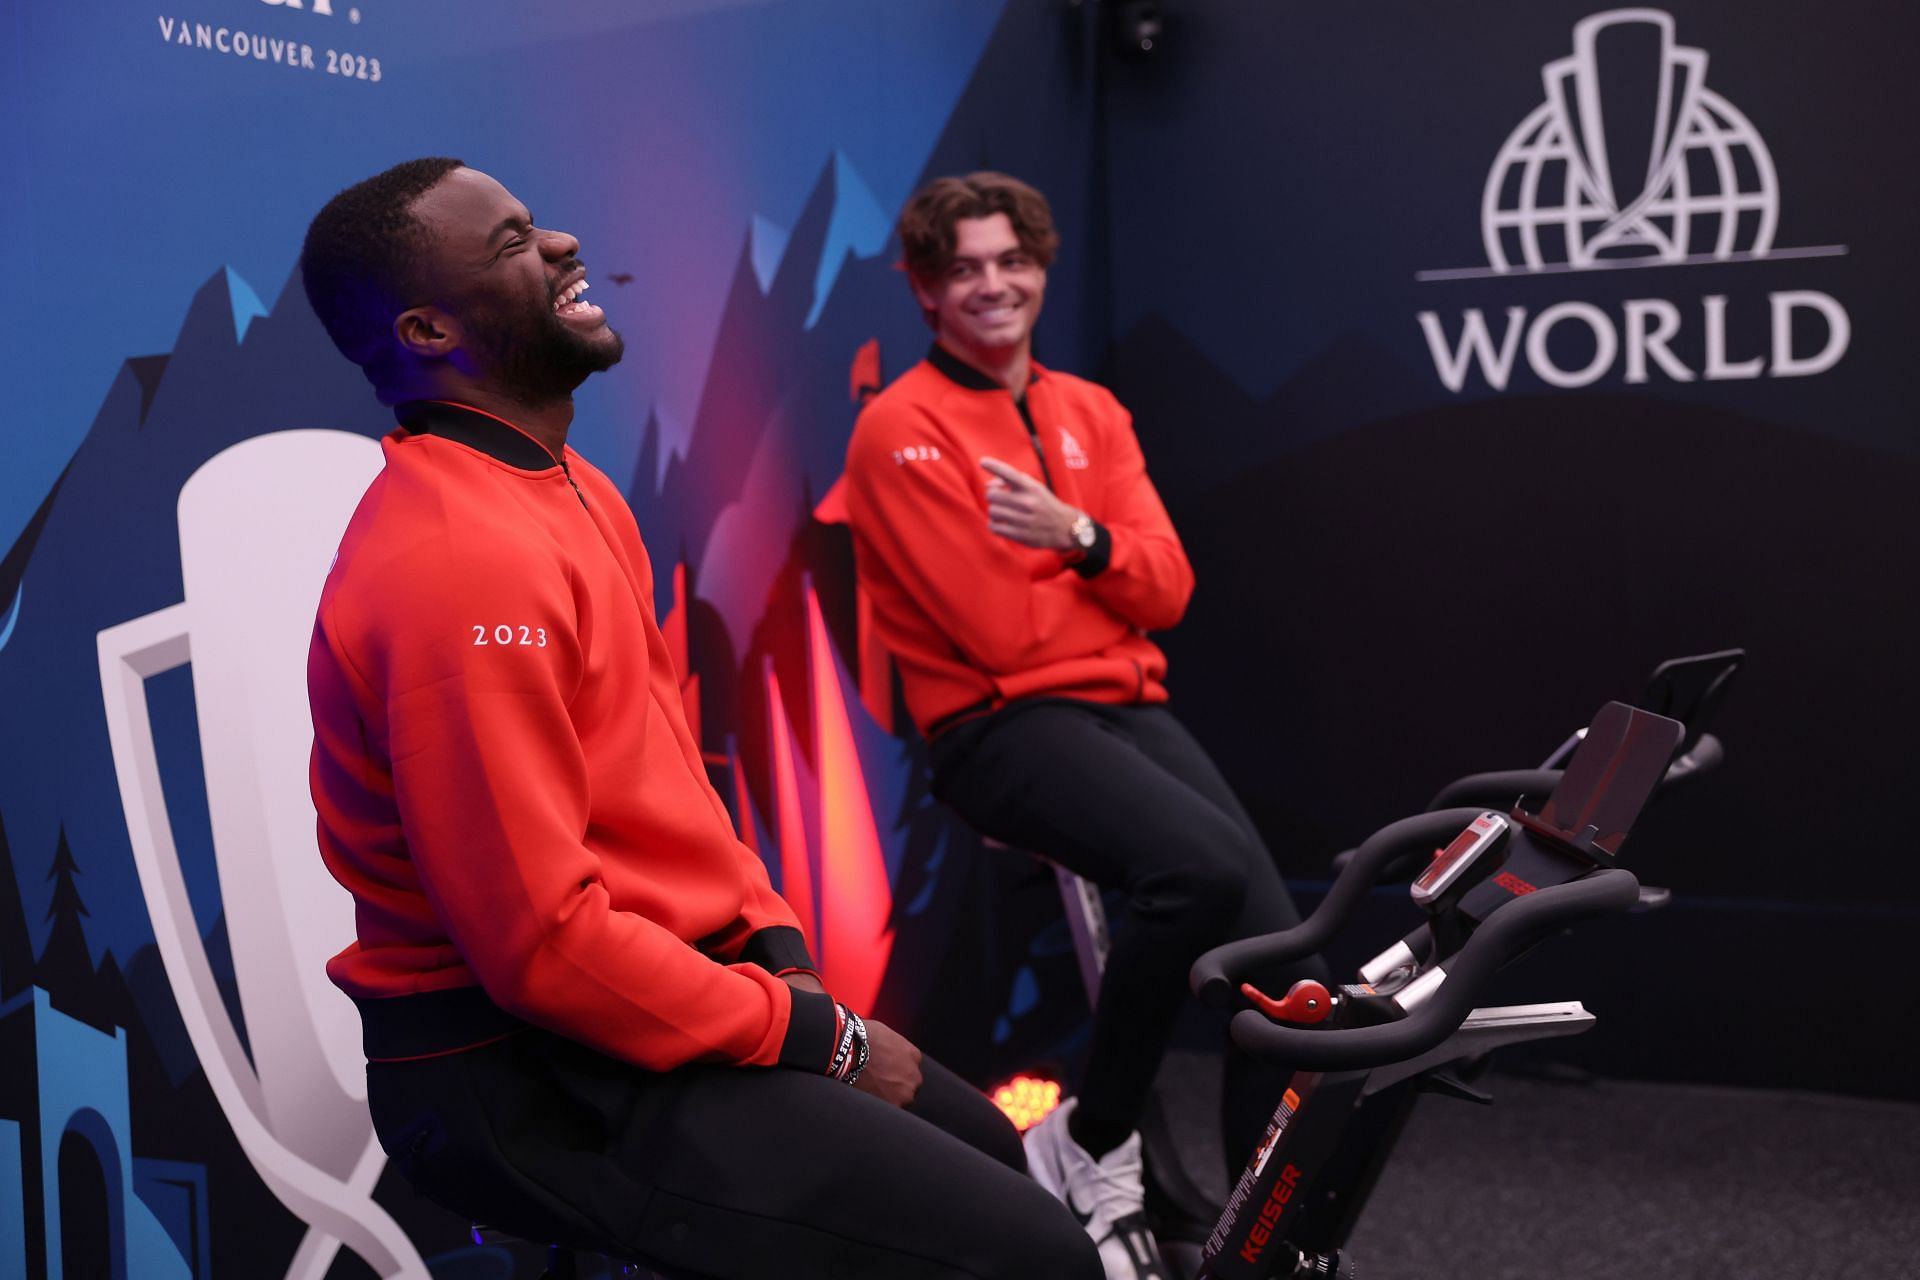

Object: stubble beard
[477,299,626,406]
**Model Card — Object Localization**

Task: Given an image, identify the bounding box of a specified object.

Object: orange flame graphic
[804,583,895,1013]
[764,663,817,958]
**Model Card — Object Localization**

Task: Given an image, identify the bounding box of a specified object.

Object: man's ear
[909,276,945,333]
[909,275,940,316]
[393,306,460,359]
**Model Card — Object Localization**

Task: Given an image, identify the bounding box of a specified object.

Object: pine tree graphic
[38,825,108,1027]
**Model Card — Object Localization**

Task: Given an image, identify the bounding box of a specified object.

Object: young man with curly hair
[844,171,1323,1280]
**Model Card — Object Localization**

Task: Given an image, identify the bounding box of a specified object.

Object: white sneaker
[1024,1099,1172,1280]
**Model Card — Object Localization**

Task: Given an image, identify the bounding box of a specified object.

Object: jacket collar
[395,400,560,472]
[926,342,1040,393]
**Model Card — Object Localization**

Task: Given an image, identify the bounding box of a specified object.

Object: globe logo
[1482,9,1778,273]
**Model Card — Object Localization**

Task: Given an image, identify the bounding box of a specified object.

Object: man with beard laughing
[301,159,1099,1280]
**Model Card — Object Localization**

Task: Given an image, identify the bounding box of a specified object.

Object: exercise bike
[1186,700,1684,1278]
[1331,648,1742,889]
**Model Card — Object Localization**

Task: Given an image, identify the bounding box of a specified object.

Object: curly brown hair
[895,172,1059,290]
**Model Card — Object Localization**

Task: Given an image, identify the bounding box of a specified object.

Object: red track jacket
[845,348,1195,736]
[309,401,833,1072]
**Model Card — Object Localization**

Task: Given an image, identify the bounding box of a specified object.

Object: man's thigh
[936,701,1257,889]
[1116,706,1266,847]
[372,1035,1096,1280]
[619,1058,1096,1279]
[1118,706,1315,942]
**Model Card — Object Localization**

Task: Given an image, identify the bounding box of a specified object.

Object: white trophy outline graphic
[1418,9,1845,282]
[1485,8,1776,271]
[98,429,430,1280]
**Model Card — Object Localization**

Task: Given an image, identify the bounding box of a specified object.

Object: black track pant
[368,1027,1102,1280]
[931,700,1327,1158]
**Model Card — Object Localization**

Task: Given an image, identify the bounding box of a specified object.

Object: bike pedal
[1293,1248,1357,1279]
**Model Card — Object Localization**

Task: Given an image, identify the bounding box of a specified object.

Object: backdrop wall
[1089,0,1918,1100]
[2,2,1912,1276]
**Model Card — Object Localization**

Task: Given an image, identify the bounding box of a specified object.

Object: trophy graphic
[1483,8,1779,272]
[98,429,429,1280]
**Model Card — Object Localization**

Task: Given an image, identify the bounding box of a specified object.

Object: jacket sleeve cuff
[739,925,816,975]
[778,987,840,1071]
[1070,520,1113,578]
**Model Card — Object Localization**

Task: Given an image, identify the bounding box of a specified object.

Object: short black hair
[301,157,465,381]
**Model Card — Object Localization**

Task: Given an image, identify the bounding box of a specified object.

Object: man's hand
[980,456,1080,552]
[784,976,921,1107]
[853,1018,923,1108]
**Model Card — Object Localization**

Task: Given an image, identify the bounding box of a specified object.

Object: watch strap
[1069,517,1112,578]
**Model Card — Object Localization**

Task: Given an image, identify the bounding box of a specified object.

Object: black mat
[1333,1073,1920,1280]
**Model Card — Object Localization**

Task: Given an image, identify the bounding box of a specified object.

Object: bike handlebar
[1663,732,1723,789]
[1428,768,1563,812]
[1429,732,1725,812]
[1192,808,1488,1007]
[1224,867,1640,1070]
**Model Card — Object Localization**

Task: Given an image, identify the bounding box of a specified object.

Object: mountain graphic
[0,133,1075,1089]
[0,264,387,976]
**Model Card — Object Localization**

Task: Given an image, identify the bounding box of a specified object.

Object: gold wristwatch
[1069,512,1096,552]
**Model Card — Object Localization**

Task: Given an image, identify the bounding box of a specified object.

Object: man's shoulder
[849,363,955,455]
[1035,364,1126,416]
[349,447,523,549]
[331,458,558,611]
[860,360,951,417]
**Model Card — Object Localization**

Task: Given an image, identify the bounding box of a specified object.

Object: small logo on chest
[1058,427,1090,470]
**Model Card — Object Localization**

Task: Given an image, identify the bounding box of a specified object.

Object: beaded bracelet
[825,1001,870,1085]
[827,1002,857,1081]
[841,1007,870,1086]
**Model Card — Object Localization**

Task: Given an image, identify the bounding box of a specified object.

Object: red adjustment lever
[1241,979,1333,1025]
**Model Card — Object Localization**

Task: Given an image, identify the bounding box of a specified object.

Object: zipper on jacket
[1012,394,1056,490]
[558,457,589,510]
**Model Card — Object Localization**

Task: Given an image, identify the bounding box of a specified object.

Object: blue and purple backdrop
[4,1,1915,1276]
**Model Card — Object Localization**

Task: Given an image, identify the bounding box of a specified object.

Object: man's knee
[974,1190,1105,1280]
[1130,837,1252,936]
